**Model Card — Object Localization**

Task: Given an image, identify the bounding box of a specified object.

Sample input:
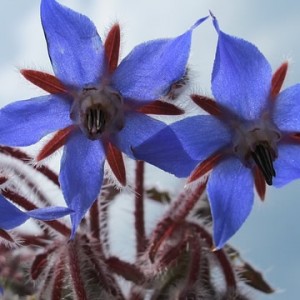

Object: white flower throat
[232,116,281,185]
[71,86,125,140]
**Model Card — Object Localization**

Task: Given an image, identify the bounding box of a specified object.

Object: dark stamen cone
[251,143,276,185]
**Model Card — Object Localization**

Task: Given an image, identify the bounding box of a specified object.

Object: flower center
[232,118,281,185]
[71,86,124,140]
[250,142,276,185]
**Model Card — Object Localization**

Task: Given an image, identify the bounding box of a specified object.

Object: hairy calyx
[71,86,124,140]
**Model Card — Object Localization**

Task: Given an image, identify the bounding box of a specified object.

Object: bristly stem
[172,180,208,222]
[134,160,146,255]
[68,241,88,300]
[51,257,65,300]
[178,235,202,298]
[106,256,145,285]
[81,237,124,298]
[89,199,100,239]
[0,146,59,186]
[189,223,237,290]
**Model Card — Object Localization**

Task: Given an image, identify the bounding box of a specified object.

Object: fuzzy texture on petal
[59,130,105,238]
[0,196,72,230]
[26,206,73,220]
[41,0,105,87]
[0,196,28,230]
[273,84,300,132]
[273,143,300,187]
[0,95,72,146]
[170,115,232,161]
[211,19,272,120]
[112,111,196,177]
[207,157,254,249]
[111,111,166,158]
[111,19,207,103]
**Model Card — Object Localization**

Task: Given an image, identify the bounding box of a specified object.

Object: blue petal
[41,0,105,87]
[118,113,198,177]
[211,17,272,120]
[0,196,28,230]
[170,115,232,161]
[207,157,254,249]
[59,129,105,238]
[273,84,300,132]
[111,111,166,158]
[111,18,207,103]
[0,95,72,146]
[0,196,72,230]
[26,206,73,220]
[273,143,300,187]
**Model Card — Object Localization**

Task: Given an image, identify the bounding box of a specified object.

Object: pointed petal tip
[209,10,220,33]
[190,15,209,30]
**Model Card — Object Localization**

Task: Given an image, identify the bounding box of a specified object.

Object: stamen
[85,105,106,136]
[251,143,276,185]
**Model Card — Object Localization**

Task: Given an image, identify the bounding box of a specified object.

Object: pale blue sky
[1,1,300,299]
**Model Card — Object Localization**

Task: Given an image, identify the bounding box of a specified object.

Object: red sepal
[191,94,222,116]
[20,69,67,94]
[138,100,184,115]
[253,165,266,201]
[37,126,74,161]
[106,142,126,186]
[104,23,121,74]
[270,61,288,99]
[187,152,223,183]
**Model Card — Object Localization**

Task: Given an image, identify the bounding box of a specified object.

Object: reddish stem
[81,238,124,299]
[134,161,146,255]
[0,229,14,243]
[89,200,100,239]
[106,256,145,284]
[0,146,59,186]
[18,234,49,247]
[177,236,203,299]
[129,291,144,300]
[157,236,188,269]
[16,171,51,206]
[68,241,88,300]
[189,223,237,290]
[172,180,208,222]
[31,252,51,280]
[51,257,65,300]
[148,217,177,262]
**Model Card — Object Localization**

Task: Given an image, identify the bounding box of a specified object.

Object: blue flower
[136,15,300,249]
[0,0,206,237]
[0,195,72,230]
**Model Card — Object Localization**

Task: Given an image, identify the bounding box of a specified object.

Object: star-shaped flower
[136,15,300,248]
[0,0,206,237]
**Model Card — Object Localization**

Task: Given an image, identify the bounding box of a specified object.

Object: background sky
[1,1,300,299]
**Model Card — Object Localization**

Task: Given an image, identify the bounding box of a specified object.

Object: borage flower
[136,15,300,248]
[0,0,206,237]
[0,195,72,230]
